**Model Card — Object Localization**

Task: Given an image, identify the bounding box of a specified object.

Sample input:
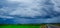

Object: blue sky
[0,0,60,24]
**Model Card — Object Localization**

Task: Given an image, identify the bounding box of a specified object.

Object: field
[0,24,60,28]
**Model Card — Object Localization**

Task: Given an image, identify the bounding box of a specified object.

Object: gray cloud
[0,0,60,24]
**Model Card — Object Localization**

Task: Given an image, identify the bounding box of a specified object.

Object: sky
[0,0,60,24]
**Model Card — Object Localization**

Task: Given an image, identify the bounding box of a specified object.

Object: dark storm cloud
[0,0,60,24]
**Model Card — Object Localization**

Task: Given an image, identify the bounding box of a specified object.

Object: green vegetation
[0,24,40,28]
[1,24,60,28]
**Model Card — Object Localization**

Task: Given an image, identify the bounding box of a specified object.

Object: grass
[0,24,41,28]
[0,24,60,28]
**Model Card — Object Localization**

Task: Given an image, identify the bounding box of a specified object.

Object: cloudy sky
[0,0,60,24]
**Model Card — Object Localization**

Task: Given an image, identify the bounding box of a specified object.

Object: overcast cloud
[0,0,60,24]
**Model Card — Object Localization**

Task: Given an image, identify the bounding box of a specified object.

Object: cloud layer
[0,0,60,24]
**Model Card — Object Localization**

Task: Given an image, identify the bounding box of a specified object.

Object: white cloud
[0,15,14,19]
[51,0,60,13]
[7,0,34,4]
[0,0,60,18]
[8,0,48,17]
